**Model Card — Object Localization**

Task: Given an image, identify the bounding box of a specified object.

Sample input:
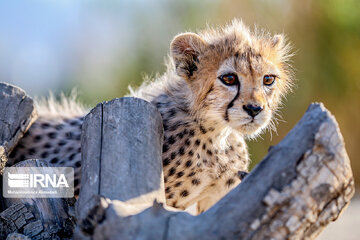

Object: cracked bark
[0,83,37,173]
[0,160,76,240]
[75,99,354,240]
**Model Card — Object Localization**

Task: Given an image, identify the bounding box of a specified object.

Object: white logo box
[3,167,74,198]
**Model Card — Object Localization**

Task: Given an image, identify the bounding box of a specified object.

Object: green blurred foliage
[72,0,360,186]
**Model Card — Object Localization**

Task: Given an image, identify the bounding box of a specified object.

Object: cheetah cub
[9,20,293,214]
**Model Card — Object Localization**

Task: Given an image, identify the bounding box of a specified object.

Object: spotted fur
[8,20,294,214]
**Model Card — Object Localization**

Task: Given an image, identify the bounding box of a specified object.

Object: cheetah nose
[243,104,263,118]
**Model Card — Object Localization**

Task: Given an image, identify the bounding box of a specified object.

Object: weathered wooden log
[0,160,75,240]
[75,100,354,240]
[76,97,165,220]
[0,83,37,173]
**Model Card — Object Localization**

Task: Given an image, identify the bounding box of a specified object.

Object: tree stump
[75,99,354,240]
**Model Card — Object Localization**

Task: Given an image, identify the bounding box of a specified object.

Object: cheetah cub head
[170,20,293,137]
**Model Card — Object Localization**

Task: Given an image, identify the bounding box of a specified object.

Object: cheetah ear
[170,33,207,79]
[271,34,285,49]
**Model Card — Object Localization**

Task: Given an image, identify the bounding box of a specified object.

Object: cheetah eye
[263,75,276,86]
[219,73,239,86]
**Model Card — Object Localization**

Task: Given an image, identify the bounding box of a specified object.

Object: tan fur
[35,89,87,118]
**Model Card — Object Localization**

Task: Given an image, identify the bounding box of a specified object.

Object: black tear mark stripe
[204,85,214,99]
[224,81,241,122]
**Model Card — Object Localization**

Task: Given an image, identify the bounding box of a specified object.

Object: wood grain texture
[0,83,37,172]
[0,160,75,240]
[76,97,165,220]
[75,102,354,240]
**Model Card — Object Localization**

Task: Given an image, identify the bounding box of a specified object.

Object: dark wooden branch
[75,100,354,240]
[0,83,37,173]
[0,160,75,240]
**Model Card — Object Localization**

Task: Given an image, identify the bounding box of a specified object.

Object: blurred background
[0,0,358,238]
